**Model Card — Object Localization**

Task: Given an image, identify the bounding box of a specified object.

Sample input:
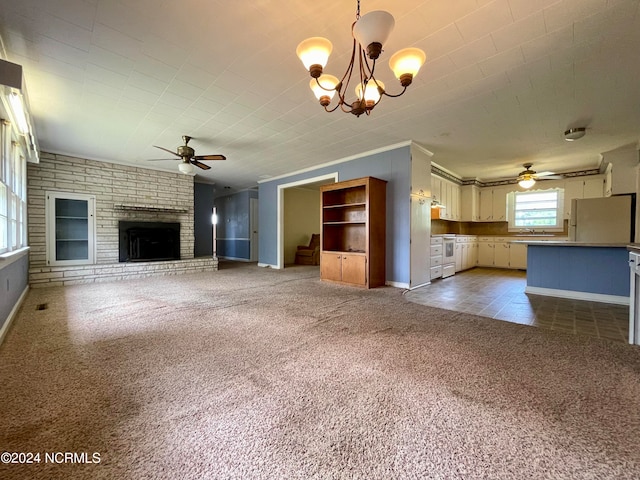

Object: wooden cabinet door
[341,254,367,286]
[320,252,343,282]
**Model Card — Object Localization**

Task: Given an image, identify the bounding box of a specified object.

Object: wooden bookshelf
[319,176,387,288]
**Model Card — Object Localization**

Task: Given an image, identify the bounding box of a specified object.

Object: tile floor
[404,267,630,343]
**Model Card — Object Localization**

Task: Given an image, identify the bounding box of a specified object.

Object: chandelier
[296,0,426,117]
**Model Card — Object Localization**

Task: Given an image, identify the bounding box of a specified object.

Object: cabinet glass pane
[54,198,89,261]
[56,198,88,218]
[56,240,89,260]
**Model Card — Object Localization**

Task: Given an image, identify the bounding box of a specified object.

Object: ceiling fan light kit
[178,162,195,175]
[296,0,426,117]
[515,163,563,189]
[564,127,586,141]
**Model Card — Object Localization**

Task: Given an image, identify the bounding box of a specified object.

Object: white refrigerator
[569,195,635,243]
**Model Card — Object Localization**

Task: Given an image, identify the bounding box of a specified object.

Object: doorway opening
[276,173,338,269]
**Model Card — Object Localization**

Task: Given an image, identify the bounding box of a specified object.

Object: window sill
[0,246,30,268]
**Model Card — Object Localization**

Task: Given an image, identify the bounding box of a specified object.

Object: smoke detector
[564,127,586,141]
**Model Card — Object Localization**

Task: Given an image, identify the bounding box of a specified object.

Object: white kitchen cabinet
[478,187,508,222]
[475,237,528,269]
[492,187,508,222]
[493,239,510,268]
[432,175,461,221]
[451,183,460,220]
[477,238,495,266]
[509,242,527,269]
[461,185,481,221]
[468,242,478,268]
[431,174,442,205]
[479,190,493,221]
[582,176,605,198]
[430,236,443,280]
[562,176,605,218]
[455,236,478,271]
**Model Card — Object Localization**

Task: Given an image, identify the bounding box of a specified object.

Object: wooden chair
[295,234,320,265]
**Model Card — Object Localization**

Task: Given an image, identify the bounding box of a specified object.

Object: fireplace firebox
[118,221,180,262]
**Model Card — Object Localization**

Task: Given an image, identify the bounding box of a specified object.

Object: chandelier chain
[356,0,360,19]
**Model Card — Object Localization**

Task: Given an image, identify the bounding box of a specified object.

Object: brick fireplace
[27,153,218,287]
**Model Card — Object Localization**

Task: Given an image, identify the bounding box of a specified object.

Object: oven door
[443,239,455,262]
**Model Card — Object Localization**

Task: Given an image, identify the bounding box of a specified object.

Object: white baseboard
[218,256,252,262]
[525,286,629,306]
[258,263,279,269]
[386,280,410,289]
[0,285,29,346]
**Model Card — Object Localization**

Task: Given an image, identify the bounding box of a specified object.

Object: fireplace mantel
[114,204,189,214]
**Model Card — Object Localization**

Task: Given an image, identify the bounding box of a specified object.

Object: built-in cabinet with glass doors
[46,191,96,265]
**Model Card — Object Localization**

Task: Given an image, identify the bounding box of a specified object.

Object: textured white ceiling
[1,0,639,189]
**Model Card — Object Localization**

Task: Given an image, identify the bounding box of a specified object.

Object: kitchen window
[507,188,564,232]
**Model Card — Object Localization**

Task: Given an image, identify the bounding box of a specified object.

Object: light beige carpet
[1,262,639,479]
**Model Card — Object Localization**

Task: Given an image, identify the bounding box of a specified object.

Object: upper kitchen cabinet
[562,176,605,218]
[431,174,461,221]
[461,185,481,222]
[479,186,509,222]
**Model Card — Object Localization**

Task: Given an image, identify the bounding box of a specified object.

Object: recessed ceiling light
[564,127,586,141]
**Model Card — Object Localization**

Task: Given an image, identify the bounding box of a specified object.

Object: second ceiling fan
[516,163,563,188]
[150,135,226,174]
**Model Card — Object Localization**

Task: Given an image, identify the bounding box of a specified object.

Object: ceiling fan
[516,163,563,188]
[149,135,226,174]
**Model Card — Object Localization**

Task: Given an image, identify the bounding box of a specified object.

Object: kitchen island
[523,241,629,305]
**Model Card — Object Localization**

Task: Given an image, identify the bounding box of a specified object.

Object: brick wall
[27,152,218,286]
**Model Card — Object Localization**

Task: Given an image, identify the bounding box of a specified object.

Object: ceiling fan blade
[537,174,564,180]
[153,145,181,157]
[146,158,176,162]
[193,154,226,161]
[191,160,211,170]
[534,171,555,177]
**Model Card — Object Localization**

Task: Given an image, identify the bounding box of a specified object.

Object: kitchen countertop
[521,241,630,247]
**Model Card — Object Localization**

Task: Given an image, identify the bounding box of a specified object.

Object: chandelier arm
[361,51,376,79]
[314,77,338,93]
[380,86,408,98]
[324,103,342,113]
[339,102,354,113]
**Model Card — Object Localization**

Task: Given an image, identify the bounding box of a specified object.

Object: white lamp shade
[178,162,195,174]
[310,74,339,100]
[355,80,385,103]
[389,48,426,79]
[296,37,333,69]
[353,11,395,49]
[518,177,536,189]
